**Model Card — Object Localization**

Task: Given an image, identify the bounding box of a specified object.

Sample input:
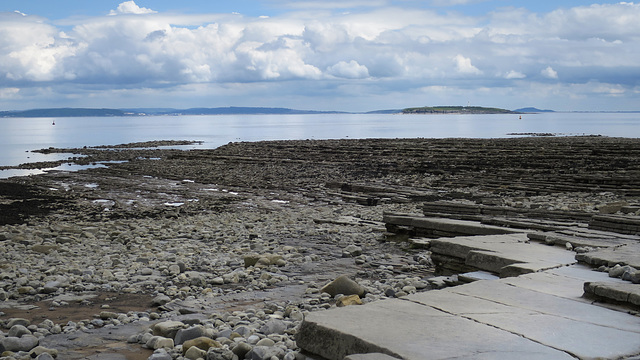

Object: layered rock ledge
[1,136,640,360]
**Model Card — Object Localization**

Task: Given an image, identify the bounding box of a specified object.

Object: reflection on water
[1,113,639,171]
[0,163,107,179]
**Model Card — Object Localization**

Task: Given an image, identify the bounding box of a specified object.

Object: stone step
[589,214,640,235]
[383,214,524,238]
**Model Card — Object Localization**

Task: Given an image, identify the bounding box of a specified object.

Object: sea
[1,112,639,178]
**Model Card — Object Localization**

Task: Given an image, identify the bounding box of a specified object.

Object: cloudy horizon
[0,1,639,112]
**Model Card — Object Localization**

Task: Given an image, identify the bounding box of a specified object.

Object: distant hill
[365,109,403,114]
[515,107,555,113]
[0,107,350,117]
[403,106,518,114]
[0,108,127,117]
[171,107,349,115]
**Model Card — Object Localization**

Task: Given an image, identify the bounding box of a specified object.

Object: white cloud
[327,60,369,79]
[453,55,482,75]
[0,87,20,98]
[541,66,558,79]
[1,1,639,111]
[109,1,157,15]
[504,70,526,79]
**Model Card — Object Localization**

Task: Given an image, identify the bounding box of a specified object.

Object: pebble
[0,191,437,359]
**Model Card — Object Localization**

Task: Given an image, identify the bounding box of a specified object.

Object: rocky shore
[1,136,640,360]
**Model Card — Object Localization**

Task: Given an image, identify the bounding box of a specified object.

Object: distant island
[402,106,518,114]
[2,106,637,118]
[514,107,555,113]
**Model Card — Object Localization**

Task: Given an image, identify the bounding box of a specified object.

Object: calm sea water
[1,112,639,177]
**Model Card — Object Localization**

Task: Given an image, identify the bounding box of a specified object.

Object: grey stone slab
[429,233,529,259]
[448,280,640,333]
[344,354,400,360]
[585,281,640,306]
[467,311,640,360]
[297,297,574,360]
[411,217,524,236]
[430,234,576,276]
[576,242,640,268]
[458,271,500,282]
[502,264,626,300]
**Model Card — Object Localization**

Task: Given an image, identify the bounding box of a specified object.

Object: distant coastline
[1,106,639,118]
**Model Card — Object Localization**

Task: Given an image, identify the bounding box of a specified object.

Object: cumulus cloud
[109,1,156,15]
[541,66,558,79]
[453,55,482,75]
[504,70,526,79]
[0,1,639,110]
[327,60,369,79]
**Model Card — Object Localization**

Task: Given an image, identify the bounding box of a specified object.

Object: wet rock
[8,324,31,337]
[146,335,174,350]
[175,325,207,345]
[29,345,58,358]
[184,345,207,360]
[6,318,30,328]
[342,244,363,257]
[152,320,185,339]
[232,342,253,358]
[250,345,285,360]
[151,294,171,307]
[259,319,286,335]
[1,334,39,352]
[321,275,365,297]
[148,348,173,360]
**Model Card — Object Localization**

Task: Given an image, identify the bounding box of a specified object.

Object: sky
[0,1,639,112]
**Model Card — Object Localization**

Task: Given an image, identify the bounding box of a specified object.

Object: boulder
[8,324,31,337]
[232,342,253,358]
[7,318,30,328]
[148,348,173,360]
[175,325,207,345]
[1,334,39,352]
[244,253,284,267]
[321,275,365,297]
[250,345,285,360]
[151,294,171,307]
[152,320,185,338]
[184,345,207,360]
[259,319,286,335]
[146,336,174,350]
[182,336,221,353]
[29,346,58,358]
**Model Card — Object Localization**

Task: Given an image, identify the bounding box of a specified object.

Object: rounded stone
[256,338,275,347]
[232,342,253,358]
[321,275,365,297]
[8,324,31,338]
[175,325,207,345]
[182,336,221,353]
[184,345,207,360]
[1,334,39,352]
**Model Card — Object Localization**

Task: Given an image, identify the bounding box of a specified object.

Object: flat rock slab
[298,278,640,360]
[430,234,577,277]
[584,281,640,306]
[297,297,574,360]
[501,264,628,300]
[576,242,640,268]
[384,215,524,236]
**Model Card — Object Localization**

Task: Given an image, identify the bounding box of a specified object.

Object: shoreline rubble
[1,136,640,359]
